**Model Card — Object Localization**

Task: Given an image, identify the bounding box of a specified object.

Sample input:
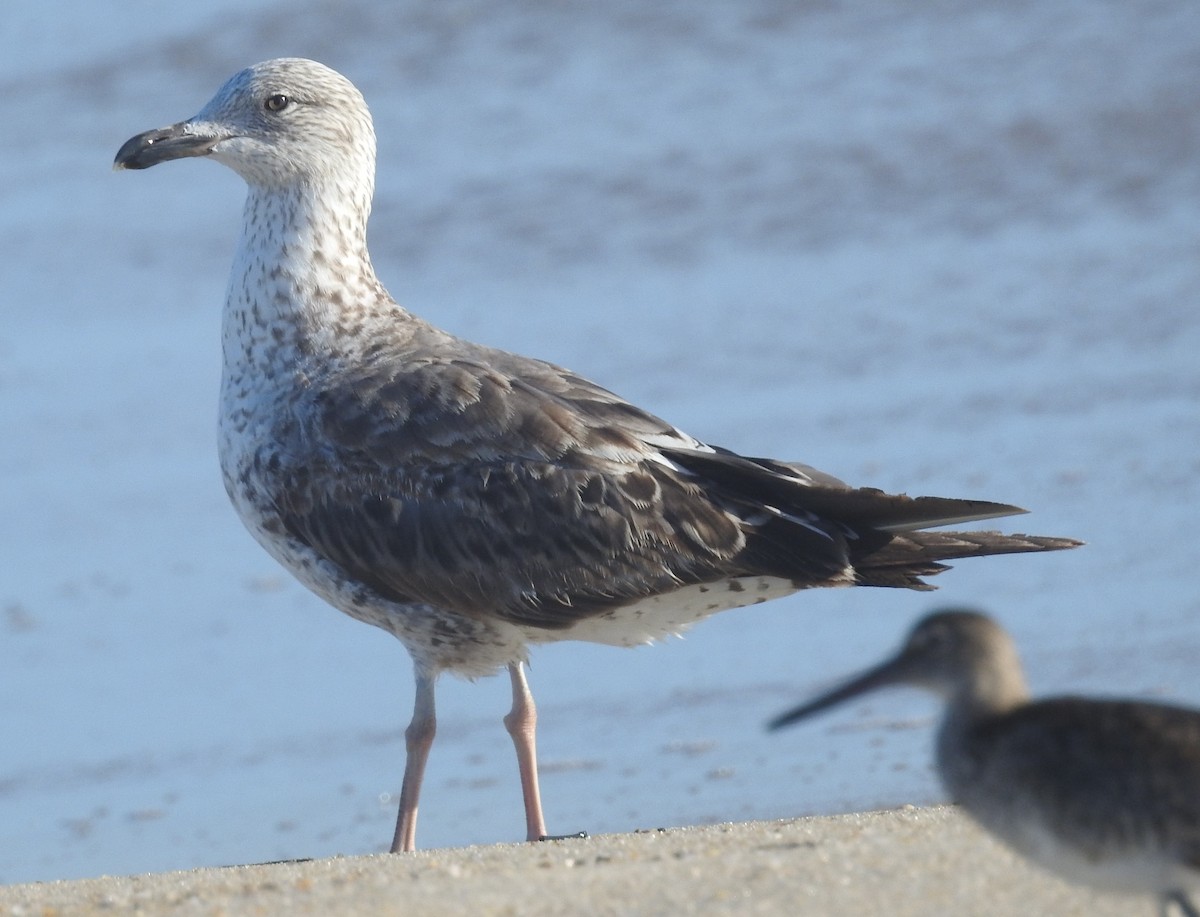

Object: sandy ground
[0,806,1142,916]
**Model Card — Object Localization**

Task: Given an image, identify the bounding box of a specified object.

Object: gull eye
[264,93,290,113]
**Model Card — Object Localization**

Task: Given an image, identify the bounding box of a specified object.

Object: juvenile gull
[114,58,1080,854]
[769,610,1200,916]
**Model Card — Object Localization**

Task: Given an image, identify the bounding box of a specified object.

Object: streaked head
[114,58,376,191]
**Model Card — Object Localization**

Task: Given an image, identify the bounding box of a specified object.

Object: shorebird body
[770,610,1200,915]
[115,59,1079,854]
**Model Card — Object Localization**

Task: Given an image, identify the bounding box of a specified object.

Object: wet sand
[0,806,1135,916]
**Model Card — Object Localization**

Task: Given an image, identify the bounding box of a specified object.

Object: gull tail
[659,445,1082,590]
[847,528,1082,589]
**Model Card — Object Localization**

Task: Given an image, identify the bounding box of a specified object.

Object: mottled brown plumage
[115,59,1079,855]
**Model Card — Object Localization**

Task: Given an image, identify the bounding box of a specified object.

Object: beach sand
[0,806,1137,916]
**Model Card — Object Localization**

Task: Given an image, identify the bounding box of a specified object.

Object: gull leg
[504,661,548,841]
[390,669,436,853]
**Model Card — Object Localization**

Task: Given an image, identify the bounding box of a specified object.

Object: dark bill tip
[113,122,221,171]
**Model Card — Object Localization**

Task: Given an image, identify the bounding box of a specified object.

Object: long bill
[767,651,914,732]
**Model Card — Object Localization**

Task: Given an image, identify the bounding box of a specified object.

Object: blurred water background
[2,0,1198,883]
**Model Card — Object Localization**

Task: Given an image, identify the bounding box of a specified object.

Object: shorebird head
[113,58,377,192]
[767,609,1030,731]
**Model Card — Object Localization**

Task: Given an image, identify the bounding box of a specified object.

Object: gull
[114,58,1079,854]
[770,610,1200,916]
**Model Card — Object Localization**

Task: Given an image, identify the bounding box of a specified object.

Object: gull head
[114,58,376,191]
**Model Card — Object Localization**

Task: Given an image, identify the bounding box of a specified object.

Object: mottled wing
[272,351,851,629]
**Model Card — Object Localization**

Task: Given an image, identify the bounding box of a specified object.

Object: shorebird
[114,59,1079,854]
[769,610,1200,916]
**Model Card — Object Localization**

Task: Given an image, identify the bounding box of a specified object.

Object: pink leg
[504,661,548,841]
[390,670,436,853]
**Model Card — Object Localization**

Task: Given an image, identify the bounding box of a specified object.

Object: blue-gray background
[2,0,1198,883]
